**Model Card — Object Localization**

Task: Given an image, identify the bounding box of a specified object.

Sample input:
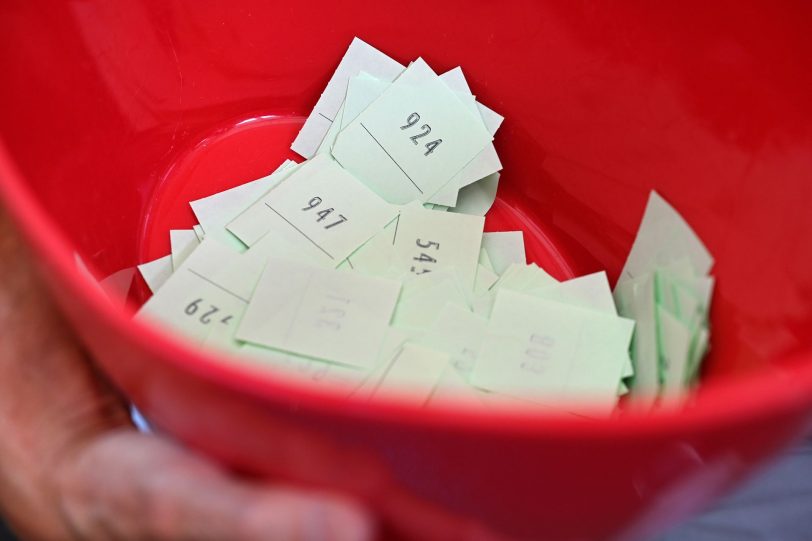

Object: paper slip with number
[227,155,397,267]
[427,67,503,206]
[391,206,484,289]
[528,272,634,379]
[618,191,714,282]
[189,160,298,249]
[292,38,405,159]
[332,58,492,204]
[470,289,631,413]
[137,239,266,344]
[236,257,401,370]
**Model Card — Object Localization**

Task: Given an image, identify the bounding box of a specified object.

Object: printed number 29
[400,113,442,156]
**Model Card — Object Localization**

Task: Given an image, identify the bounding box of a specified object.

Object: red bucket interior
[2,2,812,400]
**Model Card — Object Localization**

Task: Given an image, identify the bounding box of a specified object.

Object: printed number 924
[400,113,442,156]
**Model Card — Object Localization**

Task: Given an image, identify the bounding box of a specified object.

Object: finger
[56,429,374,541]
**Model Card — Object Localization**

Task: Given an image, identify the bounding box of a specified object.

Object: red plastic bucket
[2,2,812,539]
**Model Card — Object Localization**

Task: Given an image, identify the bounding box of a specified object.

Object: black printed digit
[409,125,432,145]
[400,112,420,130]
[424,139,442,156]
[199,305,219,324]
[185,299,202,316]
[416,239,440,249]
[302,197,322,210]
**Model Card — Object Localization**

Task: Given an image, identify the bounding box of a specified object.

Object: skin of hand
[0,210,375,541]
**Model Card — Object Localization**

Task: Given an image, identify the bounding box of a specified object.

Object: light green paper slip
[237,344,368,396]
[137,239,262,344]
[490,263,558,293]
[291,37,405,159]
[478,246,494,271]
[618,191,714,282]
[343,217,399,277]
[341,72,392,129]
[332,58,492,204]
[474,263,499,294]
[170,229,200,270]
[656,305,695,402]
[470,289,630,413]
[427,68,503,207]
[189,160,298,250]
[417,303,487,378]
[192,224,205,242]
[481,231,526,274]
[528,271,617,315]
[227,155,397,267]
[368,343,449,404]
[236,257,401,370]
[528,272,634,378]
[392,206,484,289]
[614,273,659,408]
[448,172,500,217]
[316,102,346,156]
[138,254,173,294]
[391,269,470,330]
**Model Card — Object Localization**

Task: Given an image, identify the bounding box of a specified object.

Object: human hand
[0,211,374,541]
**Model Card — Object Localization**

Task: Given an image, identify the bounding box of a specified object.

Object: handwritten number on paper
[317,295,350,331]
[184,298,232,325]
[400,113,443,156]
[521,334,556,373]
[302,196,347,229]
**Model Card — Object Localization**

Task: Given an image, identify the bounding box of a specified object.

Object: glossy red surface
[2,2,812,539]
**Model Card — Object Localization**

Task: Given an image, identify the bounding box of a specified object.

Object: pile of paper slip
[135,38,714,416]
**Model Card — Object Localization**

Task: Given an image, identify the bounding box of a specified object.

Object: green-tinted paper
[137,239,263,344]
[138,254,173,294]
[227,155,397,267]
[391,269,470,330]
[170,229,200,270]
[618,191,714,281]
[471,289,629,413]
[448,172,500,217]
[236,257,401,370]
[190,160,298,250]
[291,37,405,159]
[368,343,449,404]
[332,58,492,204]
[481,231,526,274]
[391,206,484,289]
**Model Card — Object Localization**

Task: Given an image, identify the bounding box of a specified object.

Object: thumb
[56,429,375,541]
